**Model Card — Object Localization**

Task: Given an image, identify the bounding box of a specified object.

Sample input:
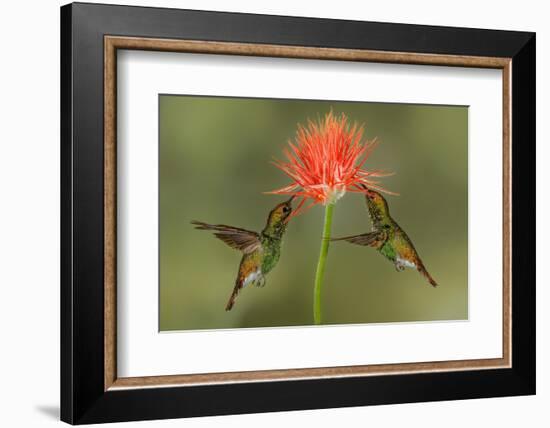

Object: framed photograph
[60,2,535,424]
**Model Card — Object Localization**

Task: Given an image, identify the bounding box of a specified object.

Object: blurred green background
[159,95,468,331]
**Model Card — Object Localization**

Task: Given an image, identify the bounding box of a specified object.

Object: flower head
[268,111,394,217]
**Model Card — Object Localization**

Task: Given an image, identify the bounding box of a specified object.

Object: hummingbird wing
[331,231,387,248]
[191,221,261,253]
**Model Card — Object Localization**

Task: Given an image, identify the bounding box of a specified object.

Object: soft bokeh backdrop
[159,95,468,331]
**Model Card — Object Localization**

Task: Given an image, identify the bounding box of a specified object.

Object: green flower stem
[313,203,335,325]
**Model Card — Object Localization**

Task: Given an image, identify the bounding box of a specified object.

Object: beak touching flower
[268,111,395,218]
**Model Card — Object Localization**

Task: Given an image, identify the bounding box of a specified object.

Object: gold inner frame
[104,36,512,391]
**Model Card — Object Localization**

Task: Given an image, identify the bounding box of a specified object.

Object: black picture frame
[61,2,535,424]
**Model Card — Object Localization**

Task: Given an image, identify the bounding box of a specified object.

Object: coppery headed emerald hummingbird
[192,196,294,311]
[332,187,437,287]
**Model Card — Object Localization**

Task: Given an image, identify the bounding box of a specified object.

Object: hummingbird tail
[225,296,235,311]
[418,264,437,287]
[225,285,240,311]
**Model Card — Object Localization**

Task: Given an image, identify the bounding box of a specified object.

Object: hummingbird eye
[282,206,290,213]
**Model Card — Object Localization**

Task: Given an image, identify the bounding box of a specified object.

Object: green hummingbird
[332,187,437,287]
[191,196,294,311]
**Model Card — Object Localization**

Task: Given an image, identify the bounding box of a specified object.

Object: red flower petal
[268,111,394,211]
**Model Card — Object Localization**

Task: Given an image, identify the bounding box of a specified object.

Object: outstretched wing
[331,231,387,248]
[191,221,261,253]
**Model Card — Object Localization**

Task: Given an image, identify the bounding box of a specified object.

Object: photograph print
[159,95,468,331]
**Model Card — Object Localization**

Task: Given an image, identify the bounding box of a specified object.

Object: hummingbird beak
[360,185,373,198]
[282,195,296,224]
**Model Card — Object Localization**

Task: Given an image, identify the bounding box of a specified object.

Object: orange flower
[269,111,394,217]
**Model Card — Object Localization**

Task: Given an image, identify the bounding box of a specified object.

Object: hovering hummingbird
[332,187,437,287]
[191,196,294,311]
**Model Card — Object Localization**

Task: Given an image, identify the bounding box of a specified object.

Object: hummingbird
[191,196,294,311]
[332,187,437,287]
